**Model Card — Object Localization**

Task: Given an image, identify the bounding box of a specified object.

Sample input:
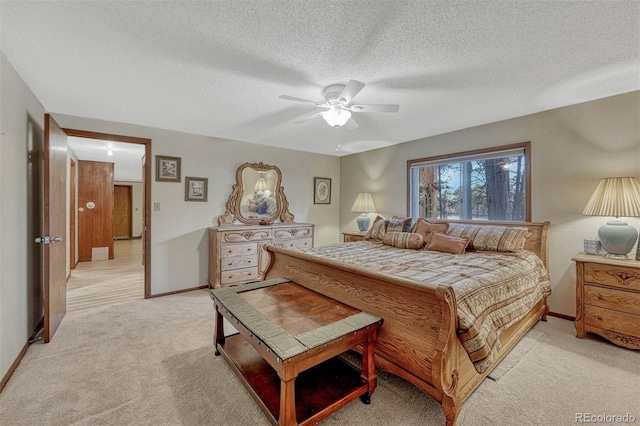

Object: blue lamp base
[356,214,370,232]
[598,219,639,259]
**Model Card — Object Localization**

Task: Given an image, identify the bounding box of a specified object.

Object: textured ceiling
[1,1,638,156]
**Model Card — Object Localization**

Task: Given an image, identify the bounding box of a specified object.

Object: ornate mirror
[219,162,295,225]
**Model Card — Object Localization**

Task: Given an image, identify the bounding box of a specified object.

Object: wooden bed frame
[262,220,550,426]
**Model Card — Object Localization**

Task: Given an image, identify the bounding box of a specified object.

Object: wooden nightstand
[573,252,640,349]
[342,232,366,242]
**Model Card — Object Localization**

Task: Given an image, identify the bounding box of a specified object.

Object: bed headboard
[445,220,550,269]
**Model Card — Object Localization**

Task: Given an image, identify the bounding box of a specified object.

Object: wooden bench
[210,277,383,426]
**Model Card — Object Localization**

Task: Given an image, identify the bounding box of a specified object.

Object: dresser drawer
[584,285,640,316]
[221,243,257,258]
[222,229,272,242]
[220,267,259,285]
[273,226,313,240]
[584,262,640,291]
[221,254,258,271]
[281,238,312,250]
[584,305,640,338]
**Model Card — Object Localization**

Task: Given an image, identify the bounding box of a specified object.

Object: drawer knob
[597,315,603,321]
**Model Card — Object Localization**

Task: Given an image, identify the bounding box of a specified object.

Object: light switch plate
[154,202,160,211]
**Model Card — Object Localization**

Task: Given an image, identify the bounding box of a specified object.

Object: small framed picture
[185,176,208,202]
[636,238,640,261]
[314,177,331,204]
[156,155,181,182]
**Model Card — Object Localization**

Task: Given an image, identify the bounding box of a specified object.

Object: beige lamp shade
[581,177,640,217]
[582,177,640,259]
[351,192,376,213]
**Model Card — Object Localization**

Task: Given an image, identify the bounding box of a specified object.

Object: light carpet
[1,289,638,426]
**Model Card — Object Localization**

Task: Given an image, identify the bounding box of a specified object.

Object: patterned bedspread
[298,241,551,373]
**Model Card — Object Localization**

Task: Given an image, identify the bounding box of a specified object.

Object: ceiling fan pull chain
[335,127,341,152]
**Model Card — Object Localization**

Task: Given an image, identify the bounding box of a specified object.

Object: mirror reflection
[240,168,278,220]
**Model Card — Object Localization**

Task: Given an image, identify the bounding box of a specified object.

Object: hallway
[67,239,144,312]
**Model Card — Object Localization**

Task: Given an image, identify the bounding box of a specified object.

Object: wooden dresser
[573,252,640,349]
[208,223,314,288]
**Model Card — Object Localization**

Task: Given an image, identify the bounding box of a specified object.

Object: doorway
[64,129,151,310]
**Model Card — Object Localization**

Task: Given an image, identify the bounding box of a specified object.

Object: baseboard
[0,316,44,393]
[147,285,208,299]
[548,311,575,321]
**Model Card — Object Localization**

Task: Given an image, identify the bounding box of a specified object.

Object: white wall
[52,114,341,295]
[340,91,640,317]
[0,52,46,382]
[114,181,143,237]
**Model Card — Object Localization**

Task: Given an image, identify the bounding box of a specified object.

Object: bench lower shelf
[218,334,369,425]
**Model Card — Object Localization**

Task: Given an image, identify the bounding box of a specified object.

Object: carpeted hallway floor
[1,289,638,425]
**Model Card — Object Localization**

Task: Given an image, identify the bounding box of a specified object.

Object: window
[407,142,531,222]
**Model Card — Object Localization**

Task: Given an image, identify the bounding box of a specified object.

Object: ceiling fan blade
[350,104,399,113]
[292,111,323,124]
[338,80,365,105]
[279,95,327,107]
[344,116,359,130]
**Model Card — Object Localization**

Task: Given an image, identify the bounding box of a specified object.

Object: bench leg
[360,328,378,404]
[279,376,297,425]
[213,305,225,356]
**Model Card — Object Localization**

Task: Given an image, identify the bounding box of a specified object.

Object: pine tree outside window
[407,142,531,222]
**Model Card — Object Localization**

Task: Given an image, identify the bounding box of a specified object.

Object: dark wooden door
[70,159,76,269]
[113,185,132,238]
[78,160,114,261]
[43,114,68,343]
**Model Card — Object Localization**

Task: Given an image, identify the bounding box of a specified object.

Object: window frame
[406,141,532,222]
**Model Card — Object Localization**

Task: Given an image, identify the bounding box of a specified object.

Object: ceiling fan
[279,80,399,129]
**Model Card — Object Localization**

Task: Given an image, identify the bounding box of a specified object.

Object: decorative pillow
[392,216,419,232]
[445,223,530,252]
[382,232,424,249]
[365,215,386,241]
[425,232,470,255]
[386,218,412,233]
[412,218,449,245]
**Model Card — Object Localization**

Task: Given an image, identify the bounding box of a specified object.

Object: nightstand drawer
[343,233,366,242]
[584,285,640,316]
[584,305,640,339]
[585,263,640,291]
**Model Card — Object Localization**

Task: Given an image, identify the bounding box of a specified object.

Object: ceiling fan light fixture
[322,106,351,127]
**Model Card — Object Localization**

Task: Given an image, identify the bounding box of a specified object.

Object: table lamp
[351,192,376,232]
[581,177,640,259]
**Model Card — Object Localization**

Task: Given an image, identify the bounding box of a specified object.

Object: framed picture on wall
[156,155,181,182]
[314,177,331,204]
[636,238,640,261]
[185,176,208,202]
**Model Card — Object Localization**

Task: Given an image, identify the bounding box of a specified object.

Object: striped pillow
[382,232,424,249]
[445,223,530,252]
